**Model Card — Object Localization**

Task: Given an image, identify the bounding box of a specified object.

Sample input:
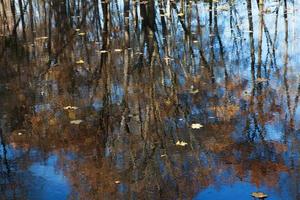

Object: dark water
[0,0,300,199]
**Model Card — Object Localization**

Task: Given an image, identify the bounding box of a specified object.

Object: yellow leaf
[251,192,268,199]
[98,50,108,54]
[35,36,48,40]
[63,106,79,110]
[191,123,203,129]
[256,77,268,83]
[70,120,83,125]
[76,60,85,64]
[176,141,188,146]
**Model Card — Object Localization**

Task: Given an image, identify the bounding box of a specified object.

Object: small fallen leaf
[70,120,83,125]
[190,89,199,94]
[35,36,48,40]
[191,123,203,129]
[176,141,188,146]
[78,32,86,36]
[114,49,122,52]
[18,132,23,136]
[63,106,79,110]
[256,77,268,83]
[251,192,268,199]
[160,154,167,157]
[115,180,120,184]
[75,29,80,32]
[189,86,199,94]
[99,50,108,53]
[76,60,85,64]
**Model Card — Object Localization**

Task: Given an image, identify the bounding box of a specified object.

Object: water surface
[0,0,300,199]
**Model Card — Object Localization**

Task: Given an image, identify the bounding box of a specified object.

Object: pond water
[0,0,300,199]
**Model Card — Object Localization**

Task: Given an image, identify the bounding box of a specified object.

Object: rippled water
[0,0,300,199]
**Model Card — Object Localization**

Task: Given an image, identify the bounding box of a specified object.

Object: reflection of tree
[1,0,300,199]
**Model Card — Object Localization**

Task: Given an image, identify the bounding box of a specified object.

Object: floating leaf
[63,106,79,110]
[18,132,23,136]
[176,141,188,146]
[35,36,48,40]
[190,89,199,94]
[191,123,203,129]
[78,32,86,36]
[160,154,167,157]
[75,29,80,32]
[177,13,184,17]
[76,60,85,64]
[256,77,268,83]
[251,192,268,199]
[114,49,122,52]
[99,50,108,53]
[70,120,83,125]
[115,180,120,184]
[189,86,199,94]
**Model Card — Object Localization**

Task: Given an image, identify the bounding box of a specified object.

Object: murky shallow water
[1,0,300,199]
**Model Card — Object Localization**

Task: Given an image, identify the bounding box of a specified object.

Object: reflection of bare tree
[1,0,300,199]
